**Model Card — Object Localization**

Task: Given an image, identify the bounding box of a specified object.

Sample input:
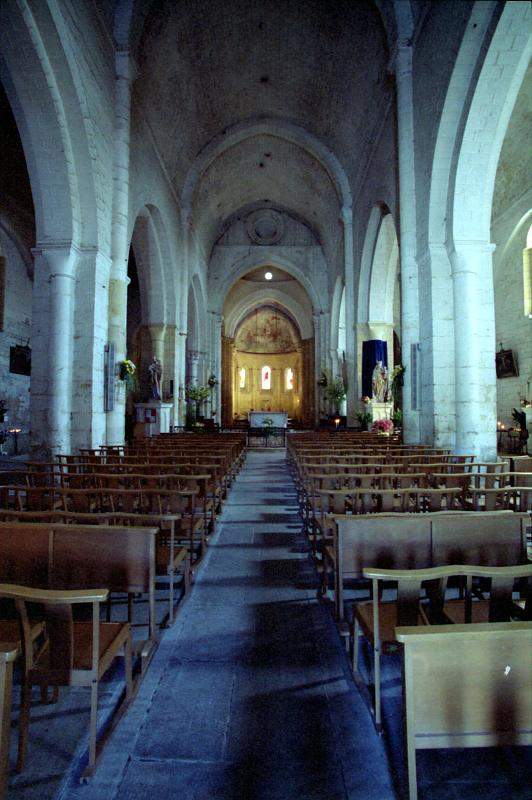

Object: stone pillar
[210,312,223,422]
[146,324,166,367]
[106,49,136,446]
[342,206,357,425]
[396,40,421,443]
[313,312,323,422]
[523,247,532,317]
[452,240,497,459]
[31,243,77,456]
[176,330,187,426]
[188,350,200,385]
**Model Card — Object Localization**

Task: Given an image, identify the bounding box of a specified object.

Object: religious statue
[148,356,162,401]
[372,360,389,402]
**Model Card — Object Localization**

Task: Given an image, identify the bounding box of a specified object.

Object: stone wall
[0,231,32,452]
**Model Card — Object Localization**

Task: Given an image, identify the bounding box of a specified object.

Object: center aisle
[71,449,395,800]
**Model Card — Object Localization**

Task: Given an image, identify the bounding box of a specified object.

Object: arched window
[285,367,294,391]
[525,224,532,317]
[239,367,246,389]
[261,366,271,390]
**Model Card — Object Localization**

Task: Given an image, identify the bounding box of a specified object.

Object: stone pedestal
[366,402,393,423]
[135,402,173,436]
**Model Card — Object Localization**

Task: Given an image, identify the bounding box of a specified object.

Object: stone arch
[182,117,352,214]
[0,1,98,250]
[424,1,531,457]
[130,205,168,325]
[224,289,312,341]
[358,204,398,325]
[329,275,344,354]
[368,214,399,326]
[210,251,322,315]
[187,272,207,354]
[452,9,531,244]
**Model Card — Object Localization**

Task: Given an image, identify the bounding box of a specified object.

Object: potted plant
[391,408,402,428]
[323,377,346,415]
[390,364,405,407]
[118,359,137,393]
[355,411,371,431]
[186,384,210,424]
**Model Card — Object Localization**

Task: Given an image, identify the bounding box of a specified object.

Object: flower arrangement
[324,377,347,413]
[185,385,210,403]
[371,418,394,435]
[118,359,137,392]
[361,395,371,405]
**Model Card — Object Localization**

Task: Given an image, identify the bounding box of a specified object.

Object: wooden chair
[442,564,531,623]
[0,641,19,800]
[353,563,532,729]
[0,583,133,776]
[351,564,454,727]
[396,622,532,800]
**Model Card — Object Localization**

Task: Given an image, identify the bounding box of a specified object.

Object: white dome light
[264,271,273,280]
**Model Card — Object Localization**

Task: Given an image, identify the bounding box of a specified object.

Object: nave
[62,448,395,800]
[4,446,529,800]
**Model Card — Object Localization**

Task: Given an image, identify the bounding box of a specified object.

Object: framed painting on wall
[495,349,519,379]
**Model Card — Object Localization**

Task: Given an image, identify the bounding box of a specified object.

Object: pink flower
[371,419,394,433]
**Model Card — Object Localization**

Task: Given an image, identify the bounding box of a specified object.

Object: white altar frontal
[249,411,288,428]
[135,402,173,435]
[366,402,393,423]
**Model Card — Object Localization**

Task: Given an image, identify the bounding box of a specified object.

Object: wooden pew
[396,621,532,800]
[0,583,132,777]
[0,641,19,800]
[324,512,528,621]
[0,523,159,671]
[354,563,531,728]
[0,509,190,627]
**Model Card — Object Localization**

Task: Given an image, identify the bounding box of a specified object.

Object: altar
[248,411,288,428]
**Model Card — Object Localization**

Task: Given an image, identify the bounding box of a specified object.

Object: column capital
[32,242,78,280]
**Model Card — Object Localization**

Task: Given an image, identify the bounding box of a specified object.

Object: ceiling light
[264,271,273,280]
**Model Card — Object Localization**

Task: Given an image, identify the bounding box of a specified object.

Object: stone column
[342,206,357,425]
[396,40,421,443]
[210,312,223,422]
[452,240,497,459]
[188,350,200,385]
[31,243,77,456]
[313,312,323,423]
[176,331,187,425]
[146,324,166,367]
[106,49,136,445]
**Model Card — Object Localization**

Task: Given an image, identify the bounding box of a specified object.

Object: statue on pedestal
[372,360,389,402]
[148,356,162,401]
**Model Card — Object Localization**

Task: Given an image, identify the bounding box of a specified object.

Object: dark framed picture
[495,349,518,379]
[9,345,31,376]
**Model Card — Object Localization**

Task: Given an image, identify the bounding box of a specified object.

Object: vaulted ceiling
[132,0,391,258]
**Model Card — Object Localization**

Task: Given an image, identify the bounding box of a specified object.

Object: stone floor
[6,448,531,800]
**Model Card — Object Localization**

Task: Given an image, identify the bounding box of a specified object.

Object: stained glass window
[285,367,294,391]
[261,366,271,390]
